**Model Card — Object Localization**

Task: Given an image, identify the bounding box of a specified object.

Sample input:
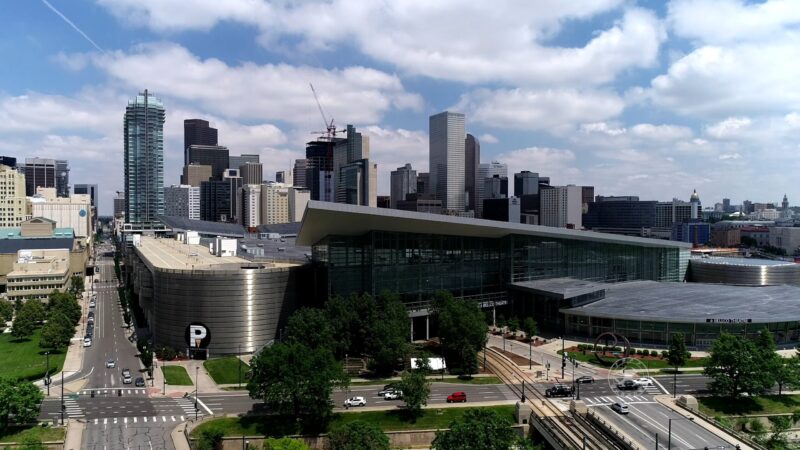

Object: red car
[447,391,467,403]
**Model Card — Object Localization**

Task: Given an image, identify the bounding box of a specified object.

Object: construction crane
[309,83,345,140]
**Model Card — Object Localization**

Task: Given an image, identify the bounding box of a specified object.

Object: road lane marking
[195,396,214,415]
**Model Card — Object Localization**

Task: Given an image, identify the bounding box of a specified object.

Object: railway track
[484,347,623,450]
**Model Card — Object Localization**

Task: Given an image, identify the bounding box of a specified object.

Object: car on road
[344,396,366,407]
[121,369,133,384]
[378,384,400,396]
[83,337,92,347]
[634,378,654,386]
[617,379,639,390]
[446,391,467,403]
[575,376,595,384]
[134,377,145,387]
[106,359,116,368]
[611,402,630,414]
[545,384,574,398]
[89,300,96,308]
[384,390,403,400]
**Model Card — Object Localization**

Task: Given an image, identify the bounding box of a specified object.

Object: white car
[106,359,116,368]
[634,378,654,386]
[384,390,403,400]
[611,402,629,414]
[344,396,367,407]
[89,301,96,308]
[83,337,92,347]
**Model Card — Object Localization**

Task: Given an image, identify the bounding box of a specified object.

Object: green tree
[194,428,223,450]
[11,308,37,340]
[433,291,487,375]
[704,333,762,398]
[667,333,689,395]
[284,307,334,351]
[0,299,13,322]
[140,349,154,370]
[523,318,538,340]
[432,408,516,450]
[755,328,780,394]
[399,366,431,420]
[69,275,84,295]
[327,421,389,450]
[506,316,519,335]
[19,300,46,324]
[325,293,376,357]
[366,292,410,376]
[263,437,311,450]
[48,291,81,325]
[0,378,44,430]
[39,312,74,349]
[247,342,347,430]
[764,415,792,449]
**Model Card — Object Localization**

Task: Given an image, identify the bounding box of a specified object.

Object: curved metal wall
[689,259,800,286]
[150,267,296,356]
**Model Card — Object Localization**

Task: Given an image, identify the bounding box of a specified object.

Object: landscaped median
[162,365,193,385]
[350,375,503,387]
[203,356,250,385]
[0,425,65,446]
[558,346,707,370]
[191,405,516,438]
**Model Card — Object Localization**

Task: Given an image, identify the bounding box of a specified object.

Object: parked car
[611,402,630,414]
[634,378,654,386]
[134,377,145,387]
[89,300,96,308]
[106,359,116,368]
[83,337,92,347]
[344,396,366,407]
[617,379,639,390]
[446,391,467,403]
[384,390,403,400]
[575,376,595,384]
[545,384,574,398]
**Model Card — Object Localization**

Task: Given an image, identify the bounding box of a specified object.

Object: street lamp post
[667,416,694,449]
[238,344,242,389]
[60,371,64,425]
[528,335,532,370]
[561,338,565,379]
[195,366,199,420]
[45,351,50,396]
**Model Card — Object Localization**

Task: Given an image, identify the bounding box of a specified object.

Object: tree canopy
[433,291,487,375]
[432,409,516,450]
[247,342,348,430]
[667,333,689,369]
[39,311,74,349]
[327,421,389,450]
[0,377,44,430]
[704,332,770,398]
[0,299,13,322]
[365,292,410,376]
[284,307,335,352]
[399,364,431,420]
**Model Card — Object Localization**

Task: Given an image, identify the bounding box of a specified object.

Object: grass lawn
[0,329,67,381]
[192,405,516,438]
[559,349,707,370]
[0,425,66,443]
[204,357,250,385]
[162,365,193,385]
[699,395,800,416]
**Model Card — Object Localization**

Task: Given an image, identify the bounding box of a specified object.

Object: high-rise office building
[239,162,263,185]
[240,184,262,228]
[0,156,17,168]
[200,176,241,223]
[304,139,338,202]
[182,164,213,187]
[293,159,308,188]
[465,134,480,211]
[655,195,701,228]
[390,163,417,209]
[185,145,230,181]
[722,198,732,213]
[164,184,200,220]
[113,192,125,218]
[514,171,539,197]
[124,90,165,225]
[484,175,508,200]
[261,183,289,224]
[540,185,583,228]
[476,162,507,218]
[23,158,55,197]
[288,187,310,222]
[0,164,27,227]
[332,125,376,206]
[184,119,218,165]
[229,154,259,171]
[73,184,98,211]
[429,111,466,213]
[55,160,69,197]
[276,170,292,185]
[582,186,595,214]
[416,173,430,195]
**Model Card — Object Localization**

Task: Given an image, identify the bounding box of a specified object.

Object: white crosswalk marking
[171,416,175,422]
[133,417,137,423]
[94,419,98,424]
[180,416,185,421]
[103,418,107,425]
[124,417,127,424]
[162,416,167,422]
[143,416,147,422]
[113,418,117,424]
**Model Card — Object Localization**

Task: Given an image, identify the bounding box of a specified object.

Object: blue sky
[2,0,800,214]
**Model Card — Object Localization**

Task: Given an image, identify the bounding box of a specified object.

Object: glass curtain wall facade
[565,315,800,348]
[313,231,684,307]
[124,90,165,225]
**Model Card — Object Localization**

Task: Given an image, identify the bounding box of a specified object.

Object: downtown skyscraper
[429,111,466,213]
[124,90,165,225]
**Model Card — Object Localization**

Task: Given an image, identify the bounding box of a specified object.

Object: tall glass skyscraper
[429,111,466,213]
[124,90,165,225]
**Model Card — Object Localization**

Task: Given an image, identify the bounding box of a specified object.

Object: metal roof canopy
[560,281,800,323]
[297,201,692,249]
[510,278,607,300]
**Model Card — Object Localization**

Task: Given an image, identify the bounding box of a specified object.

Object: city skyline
[2,1,800,215]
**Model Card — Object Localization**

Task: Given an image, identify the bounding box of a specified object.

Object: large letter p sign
[189,324,207,348]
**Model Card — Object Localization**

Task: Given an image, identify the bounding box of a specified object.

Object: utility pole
[195,366,199,420]
[238,344,242,389]
[561,338,565,379]
[60,371,64,425]
[45,351,50,396]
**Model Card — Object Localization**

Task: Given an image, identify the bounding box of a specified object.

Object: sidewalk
[154,358,222,396]
[64,419,84,450]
